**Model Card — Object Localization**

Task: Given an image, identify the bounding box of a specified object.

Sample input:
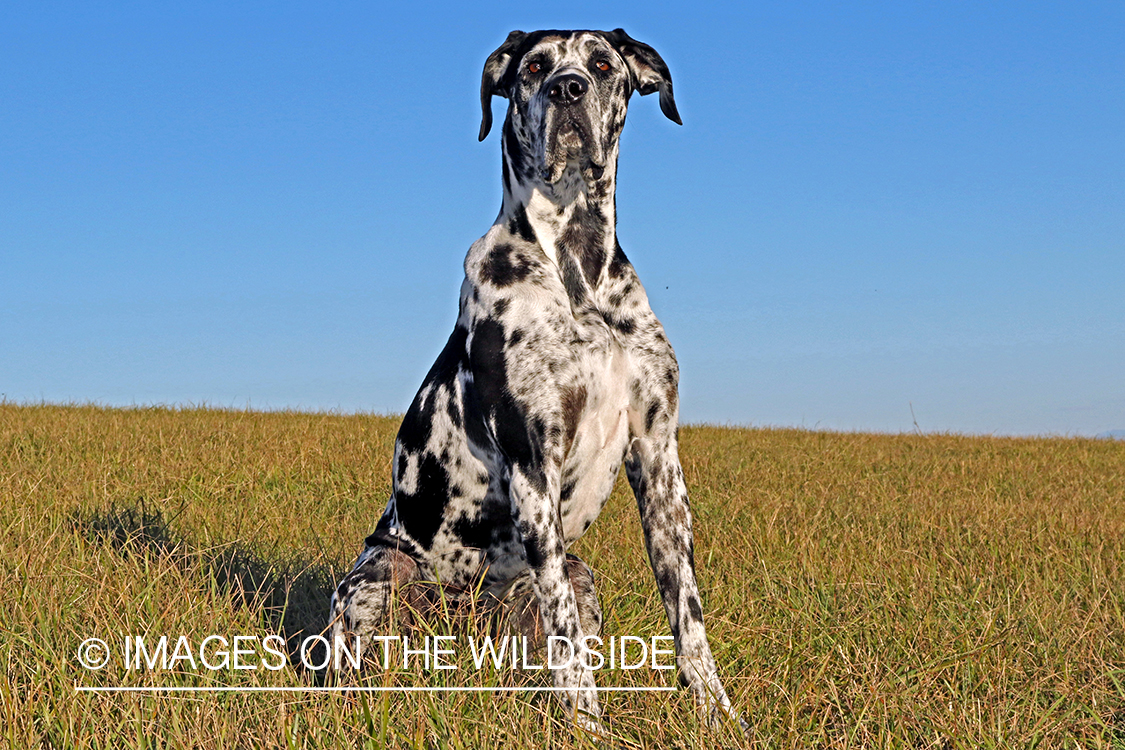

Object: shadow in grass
[1112,709,1125,750]
[72,500,339,670]
[72,502,591,688]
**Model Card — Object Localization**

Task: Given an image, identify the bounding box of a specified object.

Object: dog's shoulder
[464,218,554,294]
[595,244,671,347]
[462,221,574,341]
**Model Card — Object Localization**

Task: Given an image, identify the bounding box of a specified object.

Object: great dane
[330,28,743,733]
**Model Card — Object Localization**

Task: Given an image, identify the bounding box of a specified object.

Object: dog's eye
[527,62,541,74]
[595,60,611,72]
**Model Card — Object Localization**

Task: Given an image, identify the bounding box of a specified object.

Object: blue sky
[2,1,1122,436]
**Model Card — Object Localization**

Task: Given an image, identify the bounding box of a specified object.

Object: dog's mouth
[542,111,606,184]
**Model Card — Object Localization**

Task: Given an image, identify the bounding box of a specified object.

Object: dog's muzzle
[542,73,606,184]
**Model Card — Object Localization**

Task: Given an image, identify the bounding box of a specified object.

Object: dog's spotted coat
[330,28,744,733]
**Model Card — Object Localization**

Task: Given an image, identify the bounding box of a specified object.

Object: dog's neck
[496,114,620,305]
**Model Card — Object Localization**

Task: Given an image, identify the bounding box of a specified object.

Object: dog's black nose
[548,74,588,105]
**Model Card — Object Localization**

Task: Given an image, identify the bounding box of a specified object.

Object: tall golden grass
[2,403,1122,748]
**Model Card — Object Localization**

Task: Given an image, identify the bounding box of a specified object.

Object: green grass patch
[2,403,1123,747]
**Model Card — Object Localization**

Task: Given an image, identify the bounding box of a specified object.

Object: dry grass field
[2,403,1123,748]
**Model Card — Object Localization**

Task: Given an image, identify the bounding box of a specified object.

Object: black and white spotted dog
[330,28,743,732]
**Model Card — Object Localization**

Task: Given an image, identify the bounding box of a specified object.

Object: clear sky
[2,1,1122,436]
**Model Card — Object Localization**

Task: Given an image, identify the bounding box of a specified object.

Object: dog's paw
[707,700,751,739]
[687,670,750,739]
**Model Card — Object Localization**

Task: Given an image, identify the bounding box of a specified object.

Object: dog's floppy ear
[479,30,527,141]
[604,28,681,125]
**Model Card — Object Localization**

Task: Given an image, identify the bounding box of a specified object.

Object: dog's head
[479,29,680,186]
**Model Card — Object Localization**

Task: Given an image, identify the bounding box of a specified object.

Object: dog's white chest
[558,331,634,543]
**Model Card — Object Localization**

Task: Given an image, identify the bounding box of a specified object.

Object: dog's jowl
[330,28,744,733]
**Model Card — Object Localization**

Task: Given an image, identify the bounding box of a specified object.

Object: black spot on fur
[492,525,515,546]
[579,242,605,289]
[396,415,431,456]
[466,319,546,494]
[451,512,495,551]
[553,202,611,308]
[395,451,450,548]
[645,400,660,432]
[521,464,549,496]
[467,319,510,416]
[508,205,537,244]
[481,243,532,287]
[519,417,551,495]
[655,565,679,599]
[561,475,578,504]
[522,527,546,569]
[362,532,387,551]
[350,566,390,585]
[363,526,423,560]
[503,113,530,181]
[559,252,587,307]
[493,298,509,316]
[561,384,587,451]
[508,328,524,346]
[529,415,548,445]
[391,326,471,548]
[445,386,463,430]
[463,390,491,452]
[603,313,635,335]
[608,242,630,279]
[687,595,704,624]
[558,202,606,287]
[397,326,468,454]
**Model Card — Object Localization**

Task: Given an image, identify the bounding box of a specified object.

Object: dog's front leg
[626,433,747,733]
[509,463,602,732]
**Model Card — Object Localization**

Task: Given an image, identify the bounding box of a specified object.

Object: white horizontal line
[75,684,675,693]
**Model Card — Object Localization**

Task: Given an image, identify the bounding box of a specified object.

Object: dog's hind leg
[483,553,603,649]
[329,539,423,651]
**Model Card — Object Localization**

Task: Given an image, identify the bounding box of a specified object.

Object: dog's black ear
[479,30,527,141]
[604,28,681,125]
